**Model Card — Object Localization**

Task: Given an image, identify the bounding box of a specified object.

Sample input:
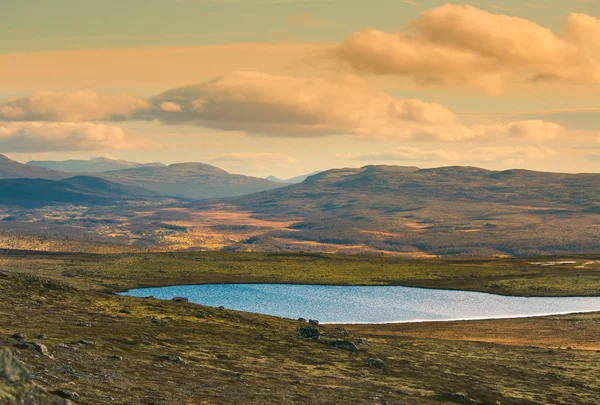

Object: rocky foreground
[1,252,600,404]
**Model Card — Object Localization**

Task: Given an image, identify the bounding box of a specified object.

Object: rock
[151,317,169,326]
[368,358,386,369]
[108,355,123,361]
[325,339,359,352]
[196,313,206,319]
[308,319,319,326]
[119,309,132,314]
[34,342,50,357]
[216,353,232,361]
[37,334,47,339]
[299,325,320,340]
[52,389,80,400]
[78,340,96,346]
[13,340,30,350]
[11,333,27,341]
[171,297,189,303]
[297,318,307,323]
[334,327,350,337]
[357,338,368,346]
[218,306,225,310]
[0,349,30,383]
[159,355,183,363]
[76,322,91,327]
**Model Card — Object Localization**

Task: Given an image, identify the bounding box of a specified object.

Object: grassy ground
[1,250,599,296]
[1,251,600,404]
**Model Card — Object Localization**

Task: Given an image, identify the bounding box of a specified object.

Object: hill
[0,176,156,207]
[99,163,285,199]
[27,157,165,173]
[197,165,600,256]
[0,154,69,180]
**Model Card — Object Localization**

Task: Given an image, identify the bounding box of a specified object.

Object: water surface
[121,284,600,324]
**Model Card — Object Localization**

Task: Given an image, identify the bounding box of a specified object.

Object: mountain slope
[0,176,155,207]
[199,165,600,256]
[27,157,165,173]
[99,163,285,199]
[0,154,69,180]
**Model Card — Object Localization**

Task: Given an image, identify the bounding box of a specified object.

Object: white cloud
[211,152,296,171]
[0,122,149,152]
[0,90,148,122]
[332,4,600,94]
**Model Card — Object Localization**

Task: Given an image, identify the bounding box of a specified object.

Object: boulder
[33,343,49,357]
[171,297,189,303]
[308,319,319,326]
[325,339,359,352]
[357,338,368,346]
[299,325,320,340]
[368,358,386,369]
[151,317,169,326]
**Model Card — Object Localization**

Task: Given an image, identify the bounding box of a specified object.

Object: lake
[120,284,600,324]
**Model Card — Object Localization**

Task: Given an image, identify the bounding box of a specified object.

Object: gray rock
[13,340,30,350]
[108,355,123,361]
[325,339,359,352]
[0,348,30,383]
[171,297,189,303]
[357,338,368,346]
[368,358,386,369]
[11,333,27,341]
[76,322,91,327]
[159,355,184,363]
[299,325,320,340]
[52,389,80,400]
[34,342,50,357]
[308,319,319,326]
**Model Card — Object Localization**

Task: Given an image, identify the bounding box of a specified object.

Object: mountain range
[265,171,322,184]
[201,165,600,256]
[27,157,166,173]
[0,155,284,200]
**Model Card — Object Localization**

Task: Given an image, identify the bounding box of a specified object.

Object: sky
[1,0,600,177]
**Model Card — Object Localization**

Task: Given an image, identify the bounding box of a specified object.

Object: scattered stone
[37,334,47,339]
[108,355,123,361]
[159,355,184,363]
[0,348,30,383]
[226,372,242,379]
[52,389,80,400]
[216,353,232,361]
[13,340,30,350]
[334,327,350,337]
[297,318,307,323]
[76,322,92,327]
[299,325,320,340]
[357,338,369,346]
[119,309,132,314]
[151,317,169,326]
[308,319,319,326]
[218,306,225,311]
[368,358,386,369]
[11,332,27,340]
[171,297,189,303]
[196,313,206,319]
[78,340,96,346]
[325,339,359,352]
[34,342,50,357]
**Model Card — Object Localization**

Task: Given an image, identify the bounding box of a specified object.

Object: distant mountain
[0,176,153,207]
[99,162,284,199]
[27,157,165,173]
[266,171,322,184]
[201,165,600,256]
[0,154,69,180]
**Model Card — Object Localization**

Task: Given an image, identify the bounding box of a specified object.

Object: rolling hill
[99,163,285,199]
[265,171,322,184]
[0,154,69,180]
[0,176,157,207]
[198,165,600,256]
[27,157,166,173]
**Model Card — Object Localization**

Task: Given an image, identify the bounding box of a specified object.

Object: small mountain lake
[120,284,600,324]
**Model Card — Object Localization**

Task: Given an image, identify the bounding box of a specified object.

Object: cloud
[346,145,557,165]
[587,154,600,162]
[0,90,149,122]
[0,122,149,152]
[144,71,459,137]
[332,4,600,94]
